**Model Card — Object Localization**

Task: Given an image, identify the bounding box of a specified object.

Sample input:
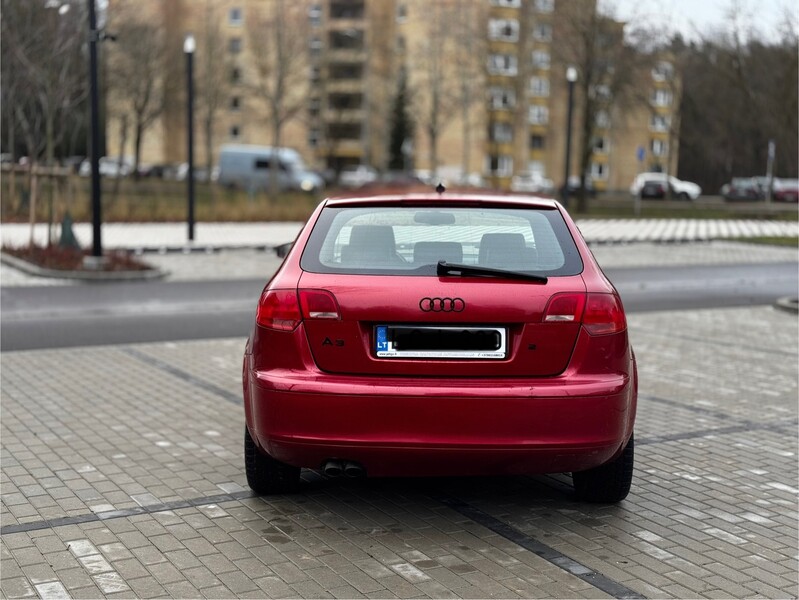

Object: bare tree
[452,0,487,181]
[2,0,86,242]
[106,1,167,178]
[409,1,460,179]
[246,0,310,198]
[554,0,650,212]
[197,0,230,185]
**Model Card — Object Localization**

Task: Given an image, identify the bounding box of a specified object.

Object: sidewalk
[2,218,798,251]
[1,221,796,287]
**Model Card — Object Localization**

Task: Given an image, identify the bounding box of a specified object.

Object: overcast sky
[603,0,796,42]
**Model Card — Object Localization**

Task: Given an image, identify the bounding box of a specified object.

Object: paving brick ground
[1,305,797,598]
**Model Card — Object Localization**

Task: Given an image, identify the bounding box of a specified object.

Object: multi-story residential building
[105,0,679,193]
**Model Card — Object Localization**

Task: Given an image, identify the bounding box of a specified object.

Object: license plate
[375,325,507,359]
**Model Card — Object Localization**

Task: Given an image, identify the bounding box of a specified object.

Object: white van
[217,144,323,193]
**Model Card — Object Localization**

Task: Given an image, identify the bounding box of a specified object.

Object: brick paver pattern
[1,305,797,598]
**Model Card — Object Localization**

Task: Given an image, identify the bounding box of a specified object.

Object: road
[2,261,796,351]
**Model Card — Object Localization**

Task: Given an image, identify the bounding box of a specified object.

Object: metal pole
[185,35,195,242]
[563,70,576,209]
[87,0,102,258]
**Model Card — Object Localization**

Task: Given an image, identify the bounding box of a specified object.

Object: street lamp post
[562,66,578,210]
[184,34,196,242]
[87,0,103,262]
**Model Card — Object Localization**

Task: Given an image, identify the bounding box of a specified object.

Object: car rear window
[300,204,583,276]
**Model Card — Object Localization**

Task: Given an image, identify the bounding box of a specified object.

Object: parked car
[242,191,637,503]
[217,144,324,193]
[78,156,134,178]
[630,172,700,200]
[562,175,596,197]
[721,177,764,201]
[772,178,799,203]
[510,173,555,195]
[638,179,670,199]
[338,164,378,188]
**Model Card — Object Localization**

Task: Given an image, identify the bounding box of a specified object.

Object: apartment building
[105,0,679,192]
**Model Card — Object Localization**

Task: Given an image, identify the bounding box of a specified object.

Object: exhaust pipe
[322,460,344,478]
[343,461,366,478]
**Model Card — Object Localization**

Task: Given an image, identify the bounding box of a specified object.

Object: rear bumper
[246,370,635,477]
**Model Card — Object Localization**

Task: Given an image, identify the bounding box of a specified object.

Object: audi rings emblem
[419,297,465,312]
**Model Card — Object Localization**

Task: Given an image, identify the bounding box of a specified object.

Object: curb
[0,252,169,282]
[774,297,799,314]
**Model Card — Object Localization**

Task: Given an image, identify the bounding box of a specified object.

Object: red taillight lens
[299,289,341,320]
[544,292,626,336]
[583,293,626,336]
[256,290,301,331]
[544,293,586,322]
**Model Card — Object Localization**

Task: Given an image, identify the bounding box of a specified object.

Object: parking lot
[1,303,797,599]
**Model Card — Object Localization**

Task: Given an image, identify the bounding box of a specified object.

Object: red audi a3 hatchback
[243,192,637,502]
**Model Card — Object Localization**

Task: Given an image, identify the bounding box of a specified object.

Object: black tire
[678,192,690,201]
[573,434,634,503]
[244,427,301,494]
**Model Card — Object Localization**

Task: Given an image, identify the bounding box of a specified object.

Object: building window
[229,37,242,53]
[328,123,362,140]
[308,128,320,147]
[596,110,610,128]
[309,4,322,26]
[310,65,321,81]
[397,3,408,21]
[650,114,670,132]
[531,50,550,70]
[397,35,405,52]
[488,155,513,177]
[231,67,241,83]
[591,84,611,100]
[309,36,322,52]
[229,7,243,26]
[490,0,521,6]
[330,1,365,19]
[651,139,668,156]
[593,136,609,153]
[488,54,518,76]
[529,105,549,125]
[230,96,241,111]
[529,76,549,97]
[488,19,519,42]
[489,87,515,109]
[530,134,545,149]
[230,125,241,139]
[591,162,608,180]
[652,61,674,81]
[533,23,552,42]
[308,97,320,117]
[330,29,364,50]
[489,122,513,143]
[534,0,554,13]
[652,89,673,107]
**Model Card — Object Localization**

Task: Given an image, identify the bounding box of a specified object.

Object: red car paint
[243,194,636,483]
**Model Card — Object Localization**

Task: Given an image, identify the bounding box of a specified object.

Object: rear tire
[244,427,300,494]
[573,434,634,503]
[678,192,690,201]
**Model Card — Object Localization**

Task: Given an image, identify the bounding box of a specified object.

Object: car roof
[323,192,561,210]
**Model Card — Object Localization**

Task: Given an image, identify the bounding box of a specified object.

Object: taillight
[583,293,626,335]
[543,292,626,335]
[256,290,301,331]
[299,289,341,320]
[544,293,586,322]
[256,289,341,330]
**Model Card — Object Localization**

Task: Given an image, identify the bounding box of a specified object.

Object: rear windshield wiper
[437,261,548,283]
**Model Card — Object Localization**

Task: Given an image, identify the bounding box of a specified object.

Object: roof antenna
[435,182,446,194]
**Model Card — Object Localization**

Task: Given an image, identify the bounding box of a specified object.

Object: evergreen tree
[388,68,413,171]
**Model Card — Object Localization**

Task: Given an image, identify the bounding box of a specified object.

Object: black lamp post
[87,0,103,261]
[184,34,196,242]
[562,66,577,209]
